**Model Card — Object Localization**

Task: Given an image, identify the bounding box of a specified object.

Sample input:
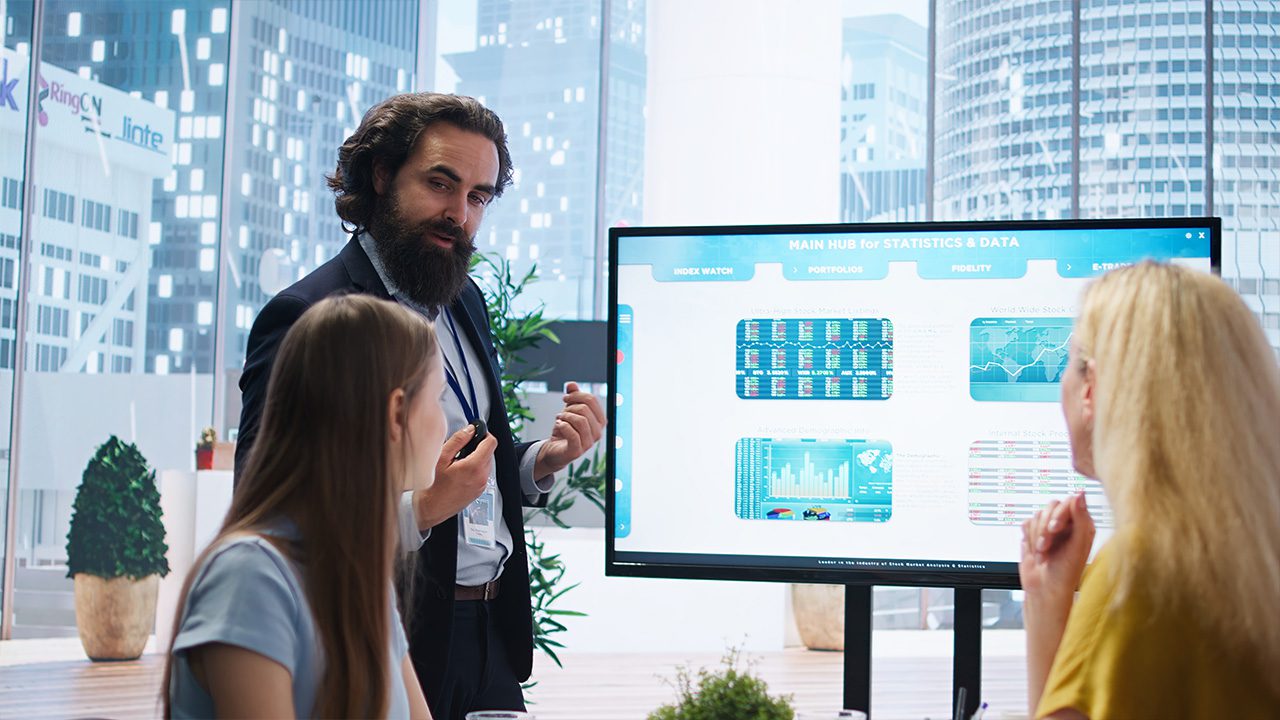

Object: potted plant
[649,647,796,719]
[473,253,578,667]
[195,427,217,470]
[66,436,170,661]
[791,583,846,650]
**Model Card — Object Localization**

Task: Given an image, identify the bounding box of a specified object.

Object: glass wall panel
[9,0,230,638]
[219,0,420,419]
[430,0,605,319]
[0,0,34,634]
[595,0,645,315]
[840,9,928,223]
[935,0,1075,221]
[0,0,1271,652]
[603,0,949,640]
[1214,0,1280,353]
[1076,0,1208,219]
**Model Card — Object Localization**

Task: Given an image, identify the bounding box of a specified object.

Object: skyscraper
[935,0,1278,350]
[1212,4,1280,349]
[39,1,230,375]
[840,14,927,223]
[220,1,417,368]
[4,0,418,636]
[443,0,645,319]
[935,1,1075,222]
[39,0,419,376]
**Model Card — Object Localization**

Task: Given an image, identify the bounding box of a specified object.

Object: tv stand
[842,585,983,719]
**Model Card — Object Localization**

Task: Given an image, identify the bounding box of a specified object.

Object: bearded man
[234,93,605,720]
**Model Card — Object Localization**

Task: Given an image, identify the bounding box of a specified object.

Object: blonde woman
[1021,261,1280,719]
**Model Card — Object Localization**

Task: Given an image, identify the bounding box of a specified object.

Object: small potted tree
[195,427,217,470]
[66,436,170,661]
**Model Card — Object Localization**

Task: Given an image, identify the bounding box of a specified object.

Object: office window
[41,188,76,223]
[111,318,134,347]
[39,243,72,261]
[221,0,418,368]
[33,344,68,372]
[1,177,21,209]
[78,275,109,305]
[430,0,609,319]
[81,199,112,233]
[36,306,70,338]
[0,0,422,640]
[117,209,139,239]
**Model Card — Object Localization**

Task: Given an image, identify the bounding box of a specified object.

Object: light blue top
[168,532,411,719]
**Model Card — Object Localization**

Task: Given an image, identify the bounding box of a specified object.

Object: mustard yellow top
[1038,544,1279,719]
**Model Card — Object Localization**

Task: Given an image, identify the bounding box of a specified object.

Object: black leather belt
[455,579,500,601]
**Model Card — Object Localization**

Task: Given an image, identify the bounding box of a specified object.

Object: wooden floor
[0,649,1029,719]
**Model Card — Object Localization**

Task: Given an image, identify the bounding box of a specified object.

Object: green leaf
[66,436,169,580]
[475,250,608,668]
[645,645,796,719]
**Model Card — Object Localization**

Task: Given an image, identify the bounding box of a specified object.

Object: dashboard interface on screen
[608,220,1217,586]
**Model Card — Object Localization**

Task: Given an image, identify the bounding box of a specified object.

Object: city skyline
[9,1,1273,374]
[0,0,1275,641]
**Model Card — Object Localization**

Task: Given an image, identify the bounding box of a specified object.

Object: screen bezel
[605,216,1222,589]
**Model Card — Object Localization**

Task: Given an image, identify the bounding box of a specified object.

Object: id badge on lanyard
[463,484,497,548]
[441,309,498,549]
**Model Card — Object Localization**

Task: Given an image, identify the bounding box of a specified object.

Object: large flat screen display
[607,218,1220,588]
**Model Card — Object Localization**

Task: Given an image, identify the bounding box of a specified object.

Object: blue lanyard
[440,308,480,423]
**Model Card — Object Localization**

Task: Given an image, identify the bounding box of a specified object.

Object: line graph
[969,318,1072,402]
[969,334,1071,379]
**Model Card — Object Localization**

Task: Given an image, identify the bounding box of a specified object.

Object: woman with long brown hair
[163,294,472,718]
[1021,261,1280,718]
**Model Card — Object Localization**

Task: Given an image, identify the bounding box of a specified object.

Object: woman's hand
[1020,491,1096,601]
[1020,491,1096,717]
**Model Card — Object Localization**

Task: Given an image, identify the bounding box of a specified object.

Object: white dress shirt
[360,234,553,584]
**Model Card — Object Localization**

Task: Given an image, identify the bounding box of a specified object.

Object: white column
[642,0,844,226]
[156,469,196,651]
[156,469,233,650]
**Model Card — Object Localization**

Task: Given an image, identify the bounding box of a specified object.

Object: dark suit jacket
[235,237,538,696]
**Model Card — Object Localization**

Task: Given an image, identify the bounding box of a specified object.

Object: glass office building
[841,13,927,223]
[441,0,646,318]
[936,0,1278,349]
[4,0,418,637]
[39,0,417,377]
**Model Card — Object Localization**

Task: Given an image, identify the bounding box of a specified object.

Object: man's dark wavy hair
[326,93,513,233]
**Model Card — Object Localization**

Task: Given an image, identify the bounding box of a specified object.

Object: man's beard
[366,192,476,309]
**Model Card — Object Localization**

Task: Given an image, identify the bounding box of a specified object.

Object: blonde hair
[1075,261,1280,685]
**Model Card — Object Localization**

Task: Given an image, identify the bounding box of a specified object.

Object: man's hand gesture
[534,382,606,478]
[414,424,497,531]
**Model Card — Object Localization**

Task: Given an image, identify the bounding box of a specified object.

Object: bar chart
[735,438,893,523]
[767,443,853,499]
